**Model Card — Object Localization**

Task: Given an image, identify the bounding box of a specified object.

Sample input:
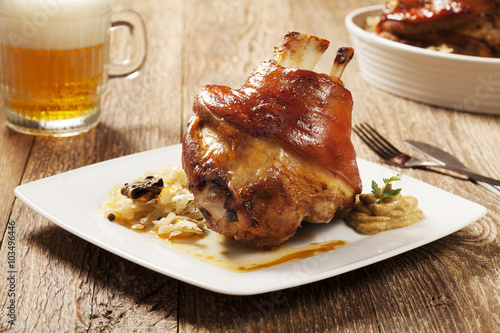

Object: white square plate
[14,144,487,295]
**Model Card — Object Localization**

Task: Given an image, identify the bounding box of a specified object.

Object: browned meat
[182,32,361,249]
[377,0,500,57]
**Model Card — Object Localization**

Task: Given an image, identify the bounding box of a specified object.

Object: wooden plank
[0,0,184,331]
[88,0,186,330]
[0,110,33,240]
[179,270,379,332]
[177,0,500,332]
[180,0,298,137]
[98,0,185,161]
[1,0,499,331]
[87,0,185,330]
[1,135,100,332]
[177,0,380,331]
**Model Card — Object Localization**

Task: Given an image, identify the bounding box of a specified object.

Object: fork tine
[363,123,402,155]
[353,126,390,160]
[354,123,402,160]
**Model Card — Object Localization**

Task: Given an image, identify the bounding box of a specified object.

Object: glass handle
[108,9,147,77]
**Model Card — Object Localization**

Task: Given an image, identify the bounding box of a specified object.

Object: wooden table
[2,0,500,331]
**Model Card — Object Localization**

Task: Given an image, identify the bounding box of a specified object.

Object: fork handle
[425,164,500,186]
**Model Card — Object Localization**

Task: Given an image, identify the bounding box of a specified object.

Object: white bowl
[345,5,500,115]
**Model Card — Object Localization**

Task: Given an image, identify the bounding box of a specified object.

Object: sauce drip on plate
[164,232,347,272]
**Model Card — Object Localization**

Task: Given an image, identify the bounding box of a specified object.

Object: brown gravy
[164,232,347,273]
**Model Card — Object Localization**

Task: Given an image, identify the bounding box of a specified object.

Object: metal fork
[354,123,500,188]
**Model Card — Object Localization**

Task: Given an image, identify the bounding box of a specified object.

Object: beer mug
[0,0,146,137]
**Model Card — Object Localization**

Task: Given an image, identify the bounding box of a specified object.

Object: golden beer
[0,0,145,136]
[0,43,107,122]
[0,0,111,136]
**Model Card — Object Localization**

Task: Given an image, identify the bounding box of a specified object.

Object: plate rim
[14,144,488,295]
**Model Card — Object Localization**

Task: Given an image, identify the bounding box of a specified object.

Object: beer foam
[0,0,111,49]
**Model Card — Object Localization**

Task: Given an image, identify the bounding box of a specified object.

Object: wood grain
[0,111,33,244]
[1,0,499,332]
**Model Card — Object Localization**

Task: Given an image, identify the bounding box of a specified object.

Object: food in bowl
[345,5,500,115]
[182,32,362,249]
[373,0,500,57]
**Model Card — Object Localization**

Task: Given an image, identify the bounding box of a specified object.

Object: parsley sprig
[371,174,402,203]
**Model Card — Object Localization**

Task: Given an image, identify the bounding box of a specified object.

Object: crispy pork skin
[182,33,361,249]
[377,0,500,57]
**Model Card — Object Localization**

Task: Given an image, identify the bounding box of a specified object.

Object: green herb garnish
[371,174,402,203]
